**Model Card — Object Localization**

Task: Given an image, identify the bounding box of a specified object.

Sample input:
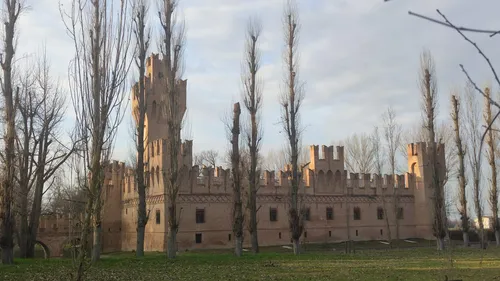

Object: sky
[15,0,500,172]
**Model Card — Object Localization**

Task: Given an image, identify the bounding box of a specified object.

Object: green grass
[2,245,500,281]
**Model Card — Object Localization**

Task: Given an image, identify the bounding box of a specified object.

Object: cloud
[13,0,500,170]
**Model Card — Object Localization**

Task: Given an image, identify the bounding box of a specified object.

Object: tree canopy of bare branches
[60,0,132,276]
[15,48,75,259]
[341,133,375,174]
[194,150,220,168]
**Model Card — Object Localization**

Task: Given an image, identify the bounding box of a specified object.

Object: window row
[269,206,404,222]
[131,206,404,225]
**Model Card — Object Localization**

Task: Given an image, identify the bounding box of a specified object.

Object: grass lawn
[2,244,500,281]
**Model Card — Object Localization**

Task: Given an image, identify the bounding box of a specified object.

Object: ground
[2,241,500,281]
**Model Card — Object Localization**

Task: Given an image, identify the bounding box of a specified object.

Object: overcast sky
[15,0,500,172]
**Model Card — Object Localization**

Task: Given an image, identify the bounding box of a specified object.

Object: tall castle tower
[408,142,446,239]
[131,53,187,144]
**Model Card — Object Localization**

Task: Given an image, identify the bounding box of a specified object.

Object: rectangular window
[279,232,282,239]
[270,208,278,222]
[329,231,332,237]
[196,208,205,224]
[228,234,231,241]
[195,233,202,244]
[304,208,311,221]
[356,230,359,236]
[380,229,383,235]
[377,207,384,220]
[156,210,161,224]
[326,207,334,220]
[353,207,361,220]
[397,207,404,220]
[304,231,307,238]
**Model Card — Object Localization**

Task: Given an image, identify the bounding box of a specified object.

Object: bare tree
[60,0,132,276]
[0,0,24,265]
[262,149,287,171]
[451,94,470,246]
[242,17,263,254]
[484,87,499,245]
[194,150,220,168]
[131,0,151,257]
[342,133,375,174]
[158,0,186,259]
[280,0,305,255]
[372,126,392,246]
[419,50,446,250]
[227,102,244,256]
[463,81,485,249]
[14,59,38,259]
[382,106,402,244]
[20,49,75,259]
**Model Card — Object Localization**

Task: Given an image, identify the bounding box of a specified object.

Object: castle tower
[131,53,187,143]
[407,142,446,239]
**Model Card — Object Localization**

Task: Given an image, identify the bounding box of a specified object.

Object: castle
[39,54,446,254]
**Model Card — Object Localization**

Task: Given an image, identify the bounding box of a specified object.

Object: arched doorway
[35,240,51,259]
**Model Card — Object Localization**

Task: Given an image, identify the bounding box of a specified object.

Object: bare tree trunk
[382,107,402,245]
[132,0,151,257]
[158,0,186,259]
[419,50,446,250]
[280,0,305,256]
[484,88,499,246]
[242,18,262,254]
[372,127,392,247]
[462,82,485,249]
[0,0,23,265]
[451,94,469,247]
[229,103,244,257]
[60,0,132,275]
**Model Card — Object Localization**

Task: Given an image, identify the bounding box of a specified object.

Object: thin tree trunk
[230,103,243,257]
[76,195,94,281]
[133,2,150,258]
[281,0,304,256]
[451,95,469,247]
[420,51,446,250]
[0,0,22,265]
[381,188,392,247]
[484,88,500,247]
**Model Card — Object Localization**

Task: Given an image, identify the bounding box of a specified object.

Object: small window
[126,208,128,215]
[196,208,205,224]
[270,208,278,222]
[397,207,404,220]
[156,210,161,224]
[377,207,384,220]
[329,231,332,237]
[279,232,282,239]
[353,207,361,220]
[304,231,307,238]
[356,230,359,236]
[304,208,311,221]
[380,229,383,235]
[195,233,202,244]
[326,207,333,220]
[228,234,231,241]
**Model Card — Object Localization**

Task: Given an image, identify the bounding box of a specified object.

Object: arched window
[152,101,157,118]
[156,166,160,186]
[326,170,334,189]
[317,170,325,189]
[334,170,342,189]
